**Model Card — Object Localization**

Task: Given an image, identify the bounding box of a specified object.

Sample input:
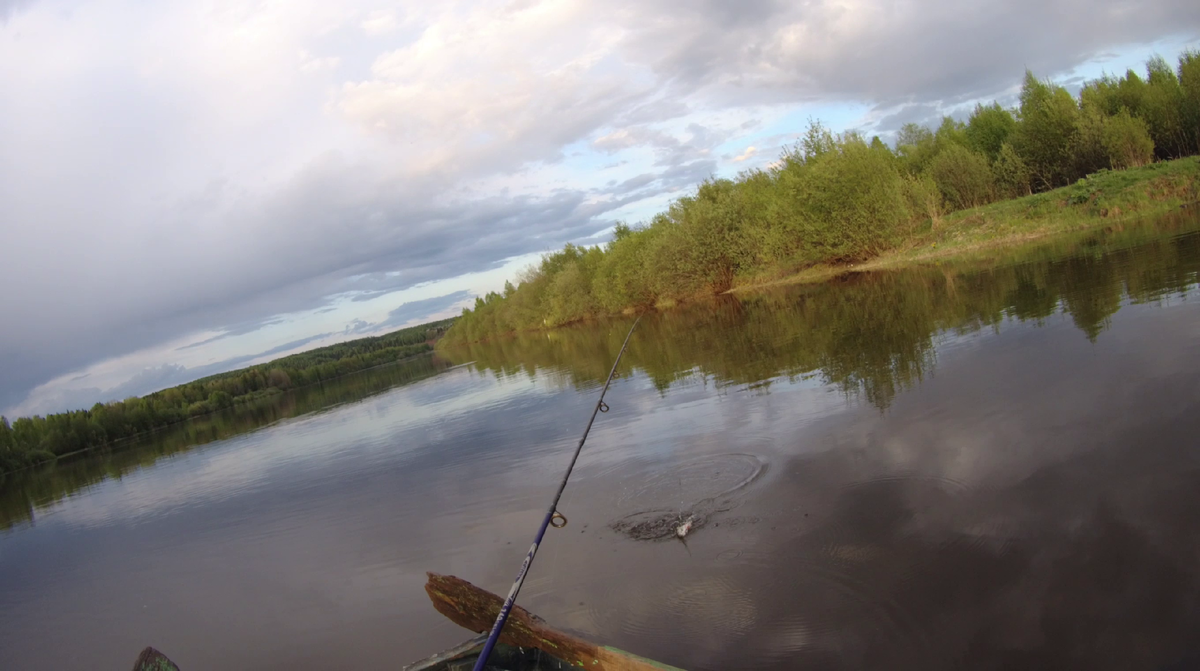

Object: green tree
[928,143,995,210]
[266,368,291,389]
[1080,71,1145,118]
[0,417,14,471]
[965,103,1018,161]
[1177,51,1200,155]
[992,142,1032,198]
[934,116,970,150]
[1013,71,1081,190]
[208,390,233,409]
[545,261,597,326]
[730,168,794,270]
[784,133,914,260]
[902,174,944,227]
[799,119,837,162]
[896,123,939,175]
[1104,109,1155,169]
[640,186,748,299]
[1073,105,1112,176]
[593,225,660,311]
[1141,55,1188,159]
[681,179,755,293]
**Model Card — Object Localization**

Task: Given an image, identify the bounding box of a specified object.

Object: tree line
[443,53,1200,345]
[0,318,455,474]
[445,211,1200,411]
[0,354,454,529]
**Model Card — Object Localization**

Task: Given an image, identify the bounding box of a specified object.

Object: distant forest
[444,53,1200,344]
[0,318,455,473]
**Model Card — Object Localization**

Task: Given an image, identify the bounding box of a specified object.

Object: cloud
[17,331,350,414]
[298,50,340,74]
[170,334,339,386]
[657,160,718,191]
[0,0,33,23]
[605,173,658,193]
[176,317,290,351]
[629,0,1199,107]
[593,122,731,168]
[378,290,473,329]
[731,146,757,162]
[104,364,192,400]
[2,0,1197,415]
[343,319,374,335]
[871,103,946,135]
[253,333,336,359]
[360,9,400,35]
[16,364,192,414]
[593,129,644,153]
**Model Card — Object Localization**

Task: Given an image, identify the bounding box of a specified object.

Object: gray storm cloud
[0,0,1196,414]
[0,0,33,22]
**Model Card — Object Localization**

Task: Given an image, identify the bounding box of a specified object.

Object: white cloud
[594,129,641,153]
[337,0,649,175]
[299,49,340,73]
[361,9,401,35]
[732,145,756,162]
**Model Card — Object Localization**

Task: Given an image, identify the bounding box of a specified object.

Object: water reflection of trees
[0,355,452,531]
[5,217,1197,533]
[445,216,1200,410]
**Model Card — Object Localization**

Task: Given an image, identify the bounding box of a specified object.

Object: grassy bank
[736,156,1200,290]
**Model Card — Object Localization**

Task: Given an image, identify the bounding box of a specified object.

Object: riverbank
[0,319,454,477]
[443,156,1200,346]
[734,157,1200,291]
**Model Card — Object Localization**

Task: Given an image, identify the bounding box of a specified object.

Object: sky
[1,0,1198,418]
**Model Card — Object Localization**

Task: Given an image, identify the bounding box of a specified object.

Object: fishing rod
[471,315,642,671]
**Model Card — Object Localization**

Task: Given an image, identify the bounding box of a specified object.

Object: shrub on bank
[1105,109,1156,169]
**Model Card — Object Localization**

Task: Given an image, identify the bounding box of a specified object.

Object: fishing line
[471,315,642,671]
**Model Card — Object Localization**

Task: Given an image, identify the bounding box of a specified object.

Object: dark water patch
[831,473,1016,557]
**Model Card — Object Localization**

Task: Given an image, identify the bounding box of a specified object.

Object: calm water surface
[3,213,1200,670]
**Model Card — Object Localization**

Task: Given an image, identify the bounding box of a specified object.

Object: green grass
[737,157,1200,290]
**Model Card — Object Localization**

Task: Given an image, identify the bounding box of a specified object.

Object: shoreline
[729,158,1200,294]
[0,349,444,479]
[438,157,1200,347]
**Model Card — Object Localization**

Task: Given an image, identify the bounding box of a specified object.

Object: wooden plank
[424,572,683,671]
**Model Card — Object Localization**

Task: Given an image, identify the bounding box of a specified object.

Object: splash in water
[610,454,766,542]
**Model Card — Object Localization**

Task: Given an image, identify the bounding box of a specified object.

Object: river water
[3,212,1200,670]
